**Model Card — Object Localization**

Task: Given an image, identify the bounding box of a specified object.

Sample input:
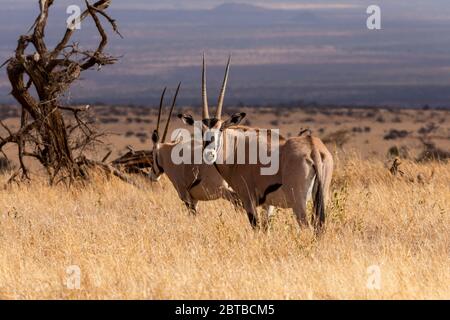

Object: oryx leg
[247,210,258,229]
[266,205,275,219]
[183,199,198,215]
[183,176,202,215]
[284,161,313,228]
[223,189,243,210]
[241,198,258,229]
[292,192,309,227]
[179,188,199,215]
[260,205,275,231]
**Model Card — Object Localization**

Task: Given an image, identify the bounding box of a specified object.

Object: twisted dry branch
[1,0,122,184]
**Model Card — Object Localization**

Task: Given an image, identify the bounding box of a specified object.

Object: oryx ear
[151,130,160,143]
[177,113,195,126]
[221,112,246,130]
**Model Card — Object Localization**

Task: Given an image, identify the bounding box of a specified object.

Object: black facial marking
[203,135,215,148]
[151,130,159,143]
[258,183,283,205]
[178,114,195,126]
[154,152,164,174]
[202,118,219,129]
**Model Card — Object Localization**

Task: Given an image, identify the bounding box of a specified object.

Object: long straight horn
[202,53,210,119]
[156,87,167,135]
[216,55,231,119]
[162,82,181,142]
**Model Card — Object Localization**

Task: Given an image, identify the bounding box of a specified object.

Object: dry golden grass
[0,155,448,299]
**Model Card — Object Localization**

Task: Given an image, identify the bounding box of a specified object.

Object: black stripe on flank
[213,162,223,176]
[259,183,282,205]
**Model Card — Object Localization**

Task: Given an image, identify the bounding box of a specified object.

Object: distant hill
[211,2,268,13]
[208,2,319,24]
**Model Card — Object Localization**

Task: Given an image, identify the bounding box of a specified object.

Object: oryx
[178,57,333,231]
[150,83,241,214]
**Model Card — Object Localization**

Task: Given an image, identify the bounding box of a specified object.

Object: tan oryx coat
[210,126,333,229]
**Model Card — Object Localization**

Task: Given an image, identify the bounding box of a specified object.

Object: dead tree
[1,0,122,184]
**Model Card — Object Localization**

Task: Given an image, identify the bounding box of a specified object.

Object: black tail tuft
[312,175,325,231]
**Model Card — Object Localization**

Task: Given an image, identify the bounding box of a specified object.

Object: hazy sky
[1,0,448,12]
[3,0,450,21]
[2,0,450,107]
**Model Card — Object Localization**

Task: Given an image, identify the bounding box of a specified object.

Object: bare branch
[89,5,124,38]
[80,1,110,70]
[0,121,39,149]
[0,58,12,70]
[102,150,112,163]
[0,120,13,136]
[51,0,113,59]
[31,0,54,55]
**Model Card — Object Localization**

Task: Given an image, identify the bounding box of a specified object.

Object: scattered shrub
[387,145,410,159]
[376,115,385,123]
[270,120,280,126]
[392,116,402,123]
[99,117,120,124]
[418,123,438,135]
[135,132,148,143]
[322,130,350,148]
[0,157,12,173]
[416,139,449,162]
[384,129,410,140]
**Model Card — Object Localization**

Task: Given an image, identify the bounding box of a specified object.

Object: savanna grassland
[1,0,449,302]
[0,153,448,299]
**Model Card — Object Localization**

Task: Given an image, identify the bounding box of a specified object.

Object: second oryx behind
[149,84,241,214]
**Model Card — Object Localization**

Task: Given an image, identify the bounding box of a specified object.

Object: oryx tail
[310,138,326,229]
